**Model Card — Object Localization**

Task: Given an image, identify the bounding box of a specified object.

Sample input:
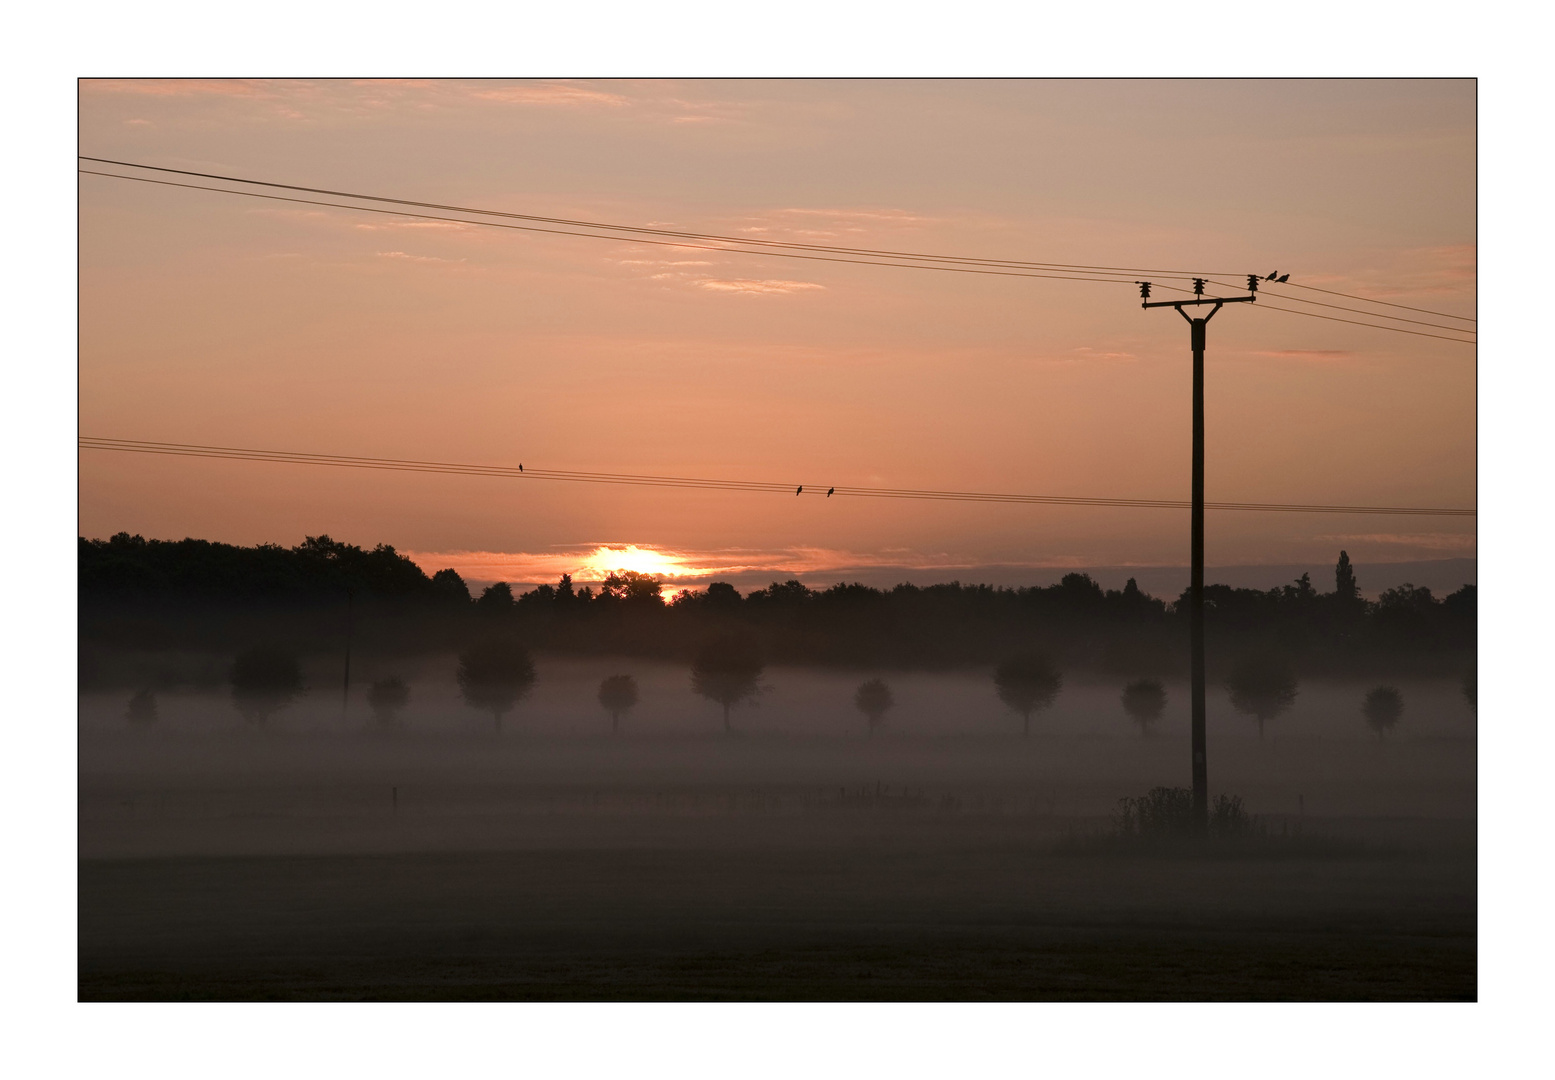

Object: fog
[79,656,1475,999]
[78,656,1476,853]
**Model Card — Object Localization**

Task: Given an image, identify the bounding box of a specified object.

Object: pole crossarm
[1142,295,1257,309]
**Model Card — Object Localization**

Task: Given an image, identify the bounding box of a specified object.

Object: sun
[580,545,692,579]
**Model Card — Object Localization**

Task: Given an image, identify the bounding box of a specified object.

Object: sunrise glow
[579,544,700,579]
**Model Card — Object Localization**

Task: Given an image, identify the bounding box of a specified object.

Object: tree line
[80,533,1474,675]
[120,631,1470,742]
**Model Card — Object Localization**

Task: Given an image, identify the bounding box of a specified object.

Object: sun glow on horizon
[579,544,705,580]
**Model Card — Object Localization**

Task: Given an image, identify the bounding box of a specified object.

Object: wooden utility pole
[1140,276,1257,830]
[342,587,354,717]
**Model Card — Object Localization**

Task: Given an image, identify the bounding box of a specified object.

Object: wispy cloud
[1252,349,1353,361]
[1314,532,1476,553]
[1069,346,1137,363]
[693,278,825,295]
[731,206,942,242]
[469,82,628,108]
[354,221,473,233]
[1288,244,1476,305]
[375,251,465,265]
[84,78,278,99]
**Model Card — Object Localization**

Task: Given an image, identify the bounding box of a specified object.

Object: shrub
[457,635,535,731]
[1224,653,1298,739]
[993,653,1062,737]
[853,678,895,735]
[1120,678,1166,734]
[230,646,303,724]
[368,677,410,727]
[691,635,763,733]
[598,674,639,732]
[1361,685,1403,738]
[1115,786,1250,840]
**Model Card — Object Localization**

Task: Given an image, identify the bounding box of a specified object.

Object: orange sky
[77,79,1476,587]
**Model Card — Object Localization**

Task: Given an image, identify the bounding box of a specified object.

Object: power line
[1144,280,1473,344]
[1283,279,1475,323]
[79,437,1476,518]
[80,156,1244,280]
[1201,278,1475,335]
[78,170,1155,288]
[1234,303,1475,344]
[80,161,1476,345]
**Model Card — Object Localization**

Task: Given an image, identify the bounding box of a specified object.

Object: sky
[77,79,1476,592]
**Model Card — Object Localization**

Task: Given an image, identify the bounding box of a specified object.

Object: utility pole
[342,586,354,718]
[1138,275,1259,830]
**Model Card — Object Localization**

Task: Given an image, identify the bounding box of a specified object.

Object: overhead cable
[80,160,1476,344]
[79,437,1477,518]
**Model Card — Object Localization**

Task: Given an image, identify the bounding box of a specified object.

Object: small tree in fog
[368,677,410,728]
[691,635,763,733]
[1362,685,1403,739]
[598,674,639,733]
[1224,653,1298,740]
[854,678,894,736]
[125,688,157,726]
[230,646,304,725]
[457,635,536,732]
[994,653,1062,737]
[1120,679,1166,735]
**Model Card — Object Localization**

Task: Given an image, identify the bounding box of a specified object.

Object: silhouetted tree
[598,674,639,733]
[1335,550,1359,602]
[125,688,157,726]
[476,582,516,615]
[1224,653,1298,739]
[457,635,535,731]
[1362,685,1403,739]
[854,678,895,736]
[368,677,410,727]
[597,571,664,605]
[1120,678,1166,735]
[704,581,743,609]
[691,635,763,733]
[994,653,1062,737]
[430,567,472,605]
[230,645,304,725]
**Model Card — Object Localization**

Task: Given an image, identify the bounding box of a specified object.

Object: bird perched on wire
[796,485,803,496]
[827,487,835,497]
[1276,273,1289,283]
[1266,271,1278,280]
[519,464,523,472]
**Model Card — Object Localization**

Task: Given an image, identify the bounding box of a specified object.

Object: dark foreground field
[81,832,1474,1001]
[79,681,1475,1001]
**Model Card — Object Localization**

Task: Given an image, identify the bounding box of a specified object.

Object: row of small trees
[120,635,1461,740]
